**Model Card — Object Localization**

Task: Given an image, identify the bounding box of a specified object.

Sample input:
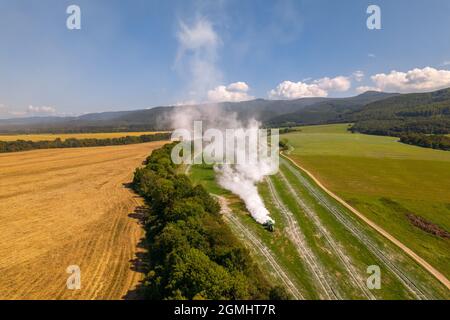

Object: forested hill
[0,92,393,134]
[1,88,450,141]
[349,88,450,136]
[266,91,398,126]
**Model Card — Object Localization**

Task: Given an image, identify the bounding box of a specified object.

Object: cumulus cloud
[207,82,254,102]
[226,81,249,92]
[269,81,327,99]
[368,53,376,58]
[314,76,351,92]
[353,70,365,82]
[356,86,381,94]
[369,67,450,93]
[269,76,351,99]
[27,105,56,114]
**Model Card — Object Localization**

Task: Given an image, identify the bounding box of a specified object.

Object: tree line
[0,133,171,153]
[348,89,450,151]
[350,120,450,151]
[132,143,288,300]
[399,133,450,151]
[0,124,165,135]
[350,119,450,136]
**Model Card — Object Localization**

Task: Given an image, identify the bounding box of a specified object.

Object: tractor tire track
[281,157,430,299]
[266,178,340,300]
[216,196,304,300]
[277,169,376,300]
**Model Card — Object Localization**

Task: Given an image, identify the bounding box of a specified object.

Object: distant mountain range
[1,89,449,134]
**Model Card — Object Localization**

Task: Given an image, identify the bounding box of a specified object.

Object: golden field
[0,131,168,142]
[0,141,167,299]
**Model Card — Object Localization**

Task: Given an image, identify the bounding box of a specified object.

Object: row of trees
[132,143,287,300]
[350,119,450,136]
[0,124,165,135]
[279,127,299,135]
[399,133,450,151]
[279,138,290,151]
[349,88,450,151]
[0,133,171,153]
[349,120,450,151]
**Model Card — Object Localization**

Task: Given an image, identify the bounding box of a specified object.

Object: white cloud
[314,76,351,92]
[442,61,450,66]
[353,70,365,82]
[269,76,351,99]
[356,86,382,94]
[27,105,56,114]
[207,82,254,102]
[269,81,327,99]
[369,67,450,93]
[368,53,376,58]
[226,81,249,92]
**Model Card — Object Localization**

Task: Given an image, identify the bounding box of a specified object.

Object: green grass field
[283,124,450,279]
[189,156,449,299]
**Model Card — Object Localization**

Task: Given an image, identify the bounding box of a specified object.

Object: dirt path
[0,141,167,299]
[216,196,304,300]
[266,177,340,300]
[281,155,438,298]
[276,170,376,300]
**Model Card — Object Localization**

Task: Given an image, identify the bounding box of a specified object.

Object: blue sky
[1,0,450,117]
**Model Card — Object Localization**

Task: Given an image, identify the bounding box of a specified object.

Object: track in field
[217,196,304,300]
[266,177,340,300]
[280,157,430,300]
[273,171,376,299]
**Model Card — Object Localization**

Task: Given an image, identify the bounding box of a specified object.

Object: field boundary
[0,133,170,154]
[281,152,450,291]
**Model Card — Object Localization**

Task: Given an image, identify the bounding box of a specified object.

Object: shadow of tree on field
[123,182,142,200]
[122,183,150,300]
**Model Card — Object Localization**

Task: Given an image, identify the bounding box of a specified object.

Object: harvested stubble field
[0,141,167,299]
